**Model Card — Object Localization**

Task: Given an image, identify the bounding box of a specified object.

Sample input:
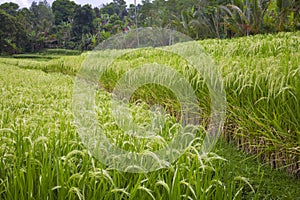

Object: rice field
[200,32,300,176]
[0,31,299,199]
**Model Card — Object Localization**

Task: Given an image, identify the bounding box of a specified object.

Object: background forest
[0,0,299,55]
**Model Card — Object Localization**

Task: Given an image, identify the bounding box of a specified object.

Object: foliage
[0,0,300,54]
[0,9,28,54]
[72,4,96,40]
[0,2,19,16]
[52,0,77,25]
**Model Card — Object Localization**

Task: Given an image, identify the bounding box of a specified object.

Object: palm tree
[219,0,273,36]
[171,5,219,39]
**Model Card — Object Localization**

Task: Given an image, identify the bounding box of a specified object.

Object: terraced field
[0,32,299,199]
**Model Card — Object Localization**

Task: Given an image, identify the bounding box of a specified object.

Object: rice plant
[200,31,300,177]
[0,64,252,199]
[0,31,299,199]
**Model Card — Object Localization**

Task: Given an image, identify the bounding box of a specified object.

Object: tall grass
[0,31,299,199]
[93,32,300,176]
[200,31,300,177]
[0,64,250,199]
[0,54,83,75]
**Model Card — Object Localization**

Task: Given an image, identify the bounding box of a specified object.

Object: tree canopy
[0,0,299,54]
[52,0,77,25]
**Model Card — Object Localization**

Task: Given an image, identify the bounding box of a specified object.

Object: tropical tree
[0,9,27,54]
[219,0,274,36]
[276,0,296,31]
[52,0,77,25]
[30,0,55,50]
[0,2,19,16]
[30,0,54,33]
[55,22,72,48]
[72,4,96,46]
[100,0,128,20]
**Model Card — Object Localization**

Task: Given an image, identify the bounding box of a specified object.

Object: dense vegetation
[0,0,300,54]
[202,32,300,177]
[0,31,299,199]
